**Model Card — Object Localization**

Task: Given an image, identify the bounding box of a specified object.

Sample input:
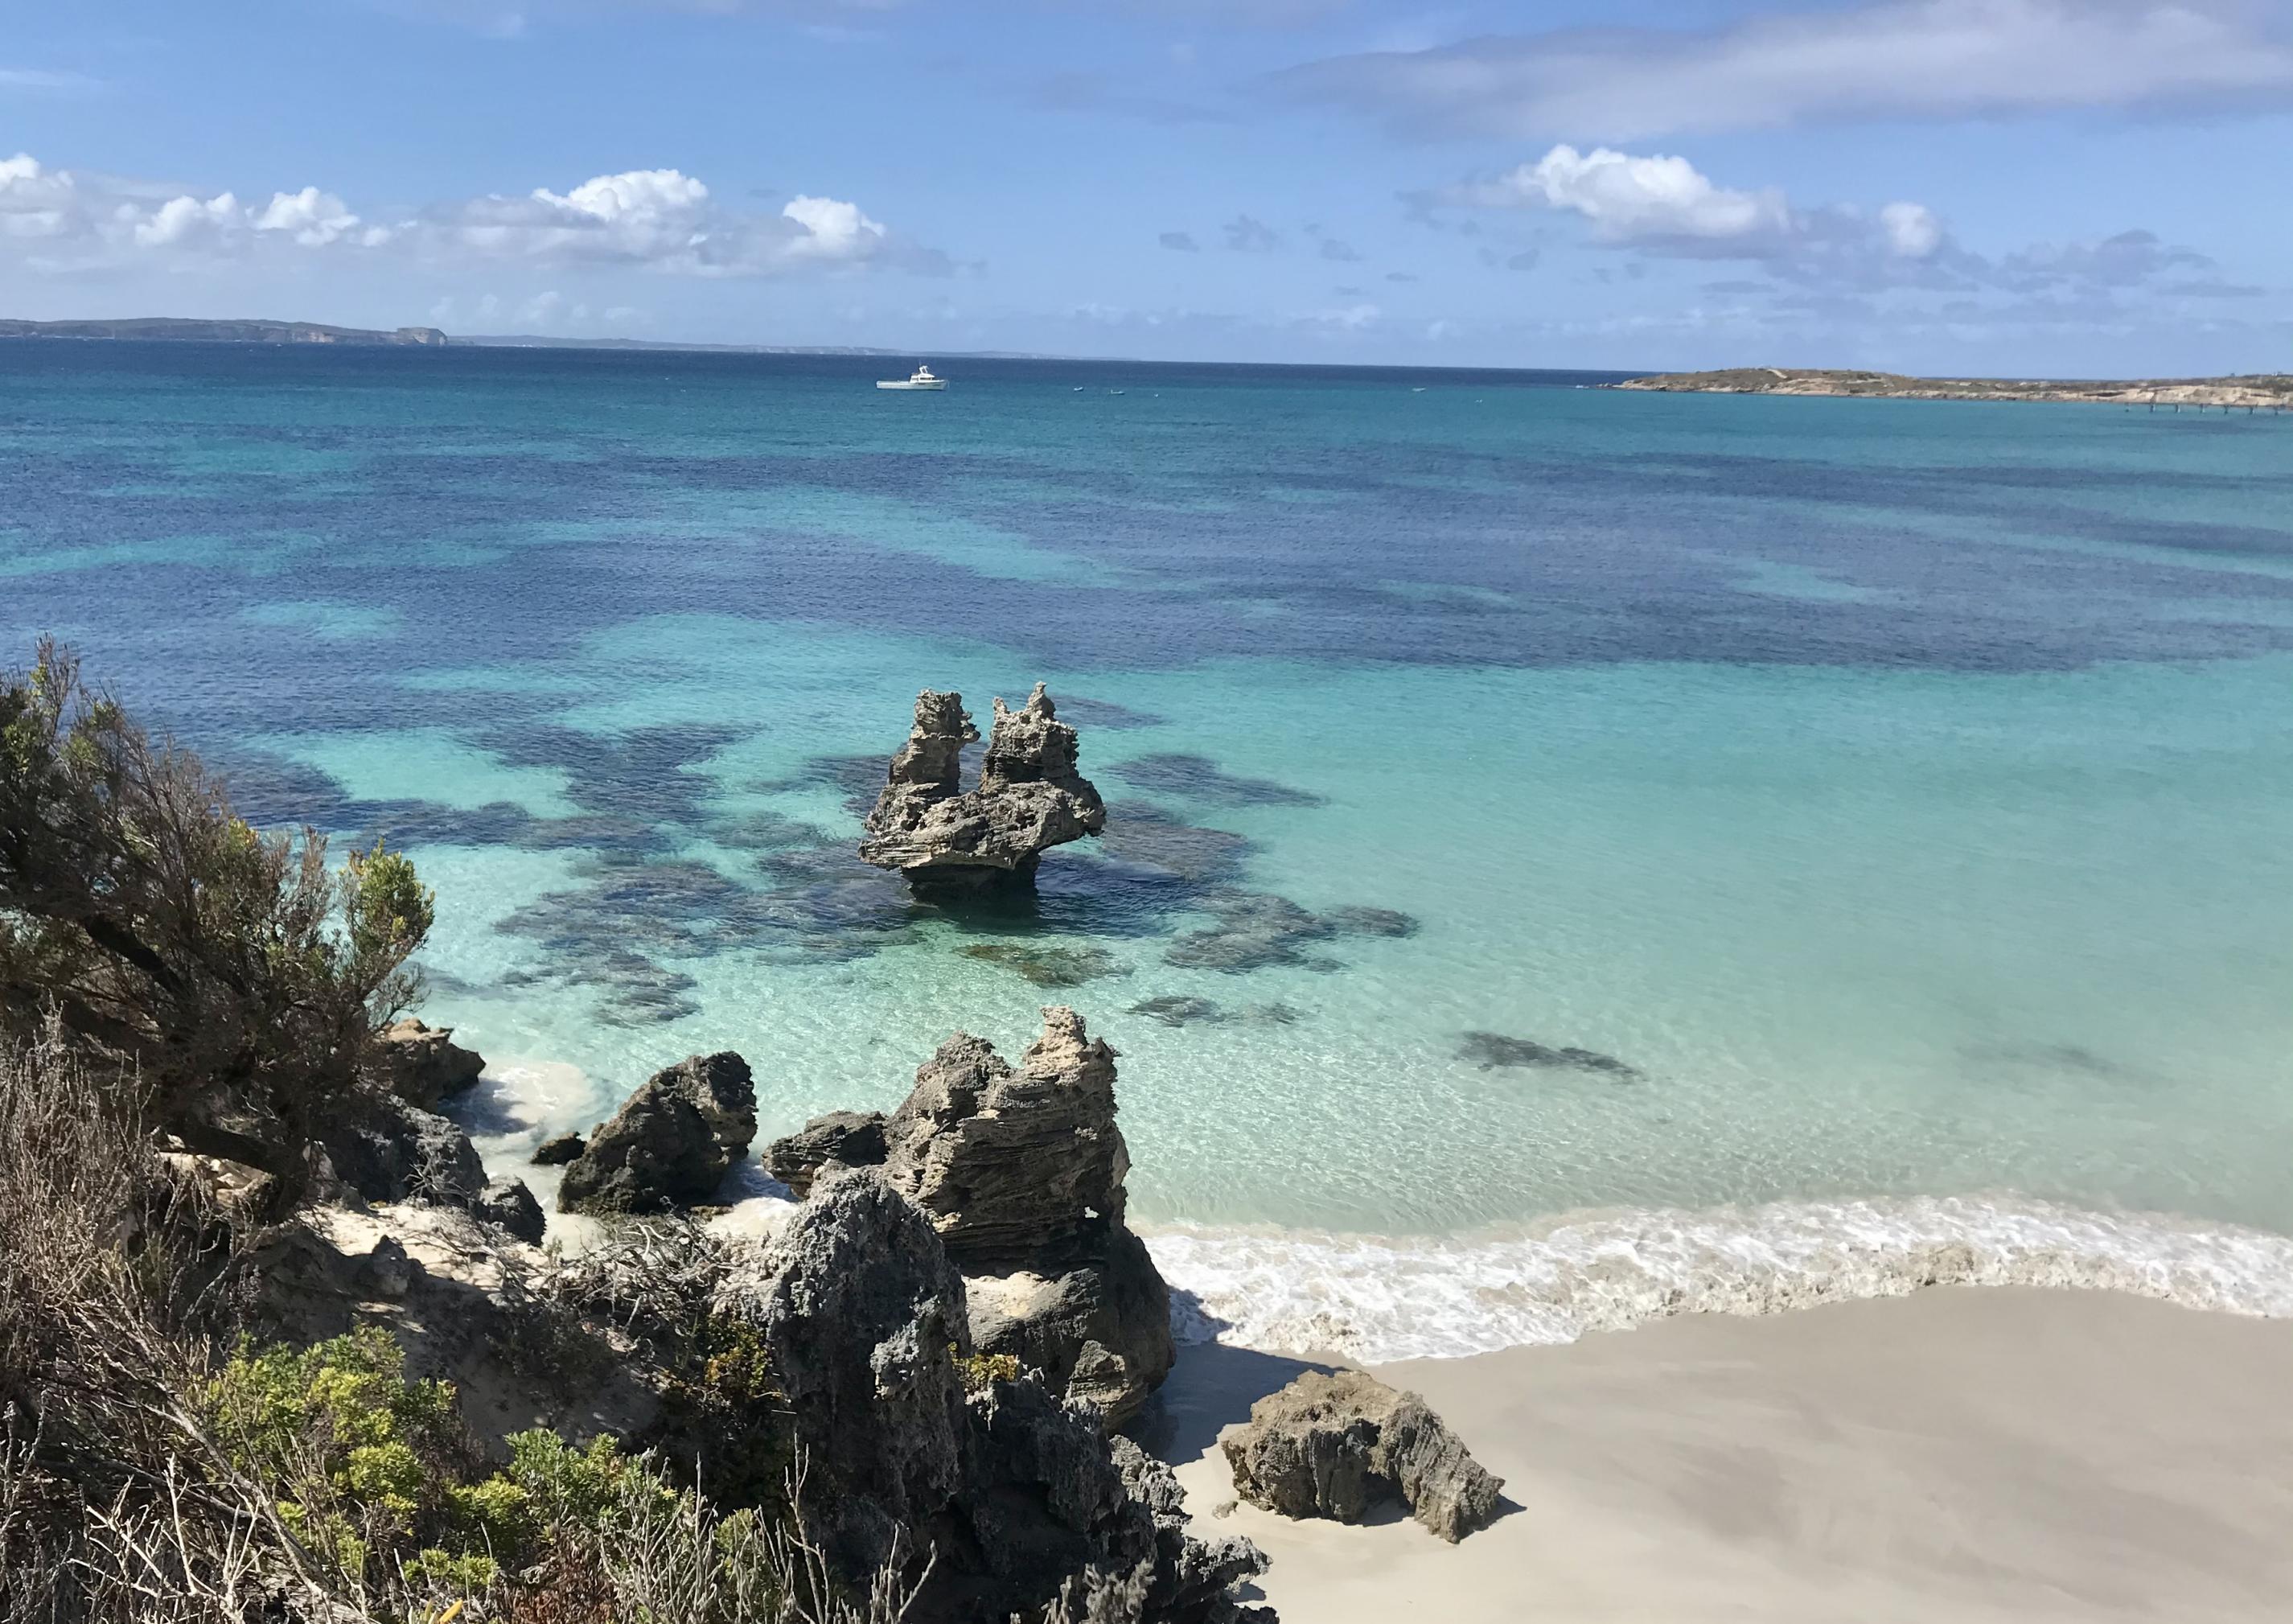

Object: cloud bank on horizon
[0,0,2284,372]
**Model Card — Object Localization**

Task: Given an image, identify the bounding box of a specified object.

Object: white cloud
[1280,0,2293,141]
[0,154,937,281]
[1880,201,1944,260]
[1463,146,1790,243]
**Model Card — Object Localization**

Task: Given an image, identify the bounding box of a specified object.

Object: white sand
[1148,1289,2293,1622]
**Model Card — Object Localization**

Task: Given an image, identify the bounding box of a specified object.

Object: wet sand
[1145,1288,2293,1622]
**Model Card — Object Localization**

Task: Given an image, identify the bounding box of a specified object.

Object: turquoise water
[8,343,2292,1351]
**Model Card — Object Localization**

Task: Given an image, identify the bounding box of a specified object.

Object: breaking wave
[1141,1194,2293,1363]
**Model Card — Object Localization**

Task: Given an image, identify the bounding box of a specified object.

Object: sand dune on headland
[1151,1287,2293,1623]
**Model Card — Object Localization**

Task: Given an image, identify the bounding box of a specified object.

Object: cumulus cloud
[1317,236,1362,261]
[1277,0,2293,141]
[1433,145,1967,290]
[0,154,934,279]
[1159,230,1200,251]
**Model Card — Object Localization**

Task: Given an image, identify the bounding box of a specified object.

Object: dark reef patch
[1050,695,1167,731]
[1460,1032,1642,1080]
[957,942,1130,987]
[1106,752,1327,808]
[1165,892,1419,973]
[1125,995,1301,1029]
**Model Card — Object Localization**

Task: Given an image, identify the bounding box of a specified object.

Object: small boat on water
[877,364,946,391]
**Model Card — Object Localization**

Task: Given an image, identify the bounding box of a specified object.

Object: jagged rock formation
[760,1108,886,1197]
[762,1009,1174,1424]
[1218,1370,1503,1543]
[860,685,1106,884]
[713,1169,1267,1624]
[364,1018,486,1109]
[530,1131,585,1166]
[318,1090,487,1211]
[557,1051,757,1215]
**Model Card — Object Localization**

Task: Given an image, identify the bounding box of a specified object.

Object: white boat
[877,364,946,391]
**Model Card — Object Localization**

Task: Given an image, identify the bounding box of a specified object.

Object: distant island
[1609,367,2292,409]
[0,317,446,346]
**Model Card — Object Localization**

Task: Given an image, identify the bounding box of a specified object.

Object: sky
[2,0,2290,373]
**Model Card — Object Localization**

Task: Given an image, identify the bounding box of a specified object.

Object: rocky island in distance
[1608,366,2293,409]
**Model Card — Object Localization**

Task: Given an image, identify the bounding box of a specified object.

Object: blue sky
[2,1,2289,372]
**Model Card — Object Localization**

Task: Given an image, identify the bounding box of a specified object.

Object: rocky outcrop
[762,1008,1173,1424]
[859,685,1107,885]
[713,1168,1266,1624]
[318,1089,487,1211]
[1218,1370,1503,1543]
[759,1108,885,1197]
[475,1176,546,1244]
[364,1018,486,1109]
[530,1131,585,1166]
[557,1052,757,1215]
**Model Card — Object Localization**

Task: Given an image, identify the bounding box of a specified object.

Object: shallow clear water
[8,342,2292,1349]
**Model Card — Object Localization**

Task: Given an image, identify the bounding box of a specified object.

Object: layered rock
[1218,1370,1503,1543]
[762,1009,1174,1424]
[364,1018,486,1109]
[759,1108,886,1198]
[713,1168,1267,1623]
[557,1051,757,1215]
[859,685,1106,884]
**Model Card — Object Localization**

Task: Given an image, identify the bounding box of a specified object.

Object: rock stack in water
[859,685,1106,886]
[762,1007,1174,1425]
[557,1051,758,1215]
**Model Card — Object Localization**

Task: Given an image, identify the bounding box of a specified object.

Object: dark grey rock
[319,1088,487,1210]
[557,1051,757,1215]
[860,685,1107,882]
[1166,892,1421,973]
[1219,1369,1504,1543]
[760,1109,887,1198]
[475,1177,545,1244]
[530,1131,586,1166]
[364,1018,486,1110]
[1461,1031,1642,1080]
[714,1169,1265,1624]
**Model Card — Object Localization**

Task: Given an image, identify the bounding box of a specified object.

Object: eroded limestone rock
[760,1008,1175,1425]
[364,1018,486,1110]
[1218,1369,1503,1543]
[711,1168,1266,1624]
[859,685,1106,884]
[557,1051,757,1215]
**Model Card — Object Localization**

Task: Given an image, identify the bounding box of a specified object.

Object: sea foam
[1140,1195,2293,1363]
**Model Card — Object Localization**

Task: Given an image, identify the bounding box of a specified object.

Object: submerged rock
[760,1108,886,1198]
[960,940,1130,986]
[1165,892,1418,973]
[364,1018,486,1110]
[1460,1031,1642,1080]
[1219,1370,1503,1544]
[860,685,1107,885]
[557,1051,758,1215]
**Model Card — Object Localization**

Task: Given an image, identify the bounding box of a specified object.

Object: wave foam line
[1141,1194,2293,1363]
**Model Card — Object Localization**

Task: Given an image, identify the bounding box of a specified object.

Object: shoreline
[1150,1287,2293,1621]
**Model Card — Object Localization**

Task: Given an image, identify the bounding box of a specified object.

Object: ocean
[7,339,2292,1357]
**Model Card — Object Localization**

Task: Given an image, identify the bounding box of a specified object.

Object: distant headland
[1609,367,2293,409]
[0,317,447,345]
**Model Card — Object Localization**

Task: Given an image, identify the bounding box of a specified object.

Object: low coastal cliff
[0,316,446,345]
[1608,366,2293,408]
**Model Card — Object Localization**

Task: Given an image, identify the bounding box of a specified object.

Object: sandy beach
[1147,1289,2293,1622]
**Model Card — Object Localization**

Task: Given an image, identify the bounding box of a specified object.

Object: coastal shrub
[958,1350,1023,1392]
[0,639,434,1197]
